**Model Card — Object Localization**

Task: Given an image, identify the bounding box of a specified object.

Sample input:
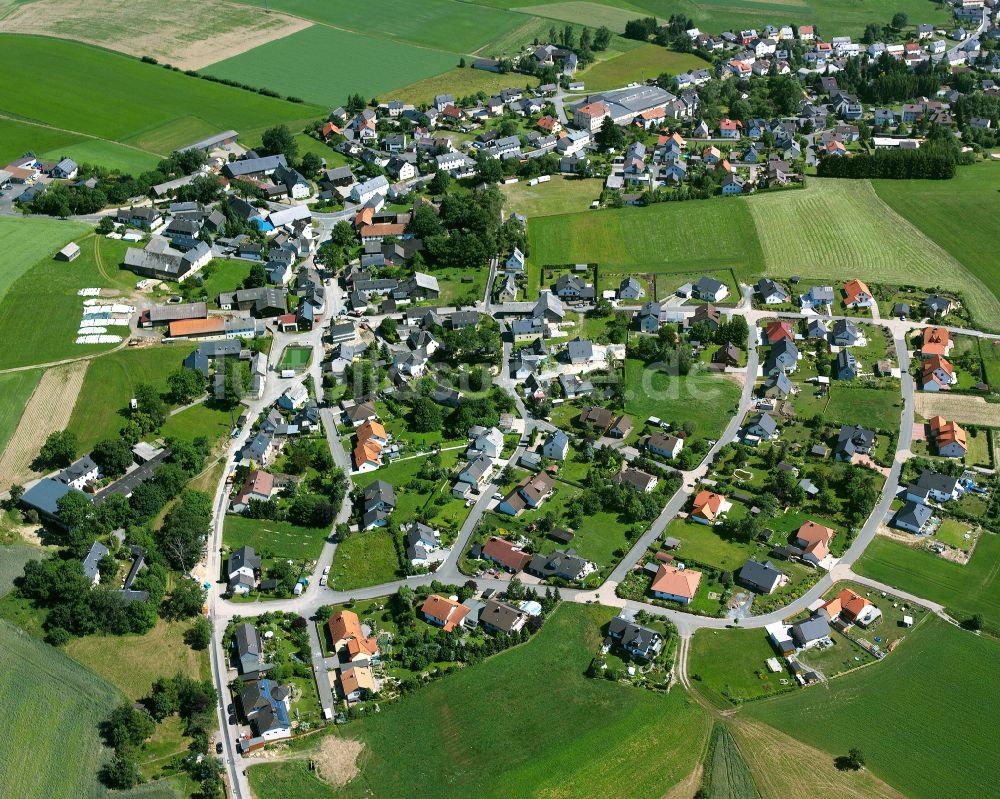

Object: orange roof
[321,121,341,138]
[921,355,954,385]
[420,594,469,631]
[823,594,843,618]
[640,106,666,120]
[929,415,966,450]
[353,207,375,228]
[703,146,721,159]
[720,118,741,129]
[357,419,387,444]
[353,439,383,468]
[921,326,950,355]
[716,159,734,173]
[169,317,225,337]
[692,490,725,521]
[669,132,686,146]
[576,102,609,116]
[844,279,872,304]
[797,520,836,547]
[651,564,702,599]
[360,223,406,238]
[826,140,847,153]
[765,320,794,343]
[339,663,376,696]
[328,610,379,658]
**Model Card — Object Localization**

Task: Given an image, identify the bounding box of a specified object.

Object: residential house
[607,612,663,659]
[612,467,658,493]
[239,679,292,741]
[892,500,933,534]
[921,326,951,357]
[834,424,875,459]
[923,295,953,317]
[543,429,569,461]
[650,564,702,603]
[738,559,784,594]
[919,356,956,391]
[228,546,262,595]
[745,412,778,441]
[756,278,788,304]
[764,339,798,375]
[762,371,792,398]
[835,349,857,381]
[527,549,594,582]
[795,520,836,566]
[643,432,683,460]
[361,480,396,529]
[328,610,379,662]
[421,594,470,631]
[481,536,532,572]
[497,471,555,516]
[831,318,861,347]
[928,415,967,458]
[479,599,528,634]
[691,490,727,524]
[843,279,874,308]
[233,622,265,675]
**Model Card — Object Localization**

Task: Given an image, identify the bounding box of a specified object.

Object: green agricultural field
[65,619,210,701]
[328,528,403,591]
[67,345,191,451]
[0,543,42,597]
[748,179,1000,330]
[384,67,540,106]
[0,36,322,155]
[0,618,121,799]
[855,533,1000,634]
[248,604,711,799]
[0,370,42,456]
[527,199,764,293]
[0,232,134,370]
[690,627,796,708]
[0,117,82,166]
[203,26,458,108]
[576,43,709,91]
[470,0,950,38]
[501,175,602,218]
[748,617,1000,799]
[40,138,162,174]
[224,515,330,561]
[701,723,760,799]
[236,0,527,54]
[874,162,1000,330]
[625,358,742,443]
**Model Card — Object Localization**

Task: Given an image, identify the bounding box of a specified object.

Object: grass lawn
[855,533,1000,635]
[792,383,901,431]
[0,369,43,456]
[65,618,210,701]
[194,258,252,304]
[935,517,975,550]
[0,232,137,370]
[501,175,602,218]
[248,603,711,799]
[576,44,709,91]
[383,67,539,105]
[689,627,797,708]
[747,616,1000,799]
[429,266,488,306]
[40,137,162,173]
[0,36,322,154]
[662,515,755,572]
[67,345,192,451]
[625,358,742,444]
[161,400,237,444]
[527,197,764,293]
[279,345,313,372]
[224,516,329,561]
[203,25,457,108]
[0,542,43,596]
[0,618,121,799]
[328,528,403,592]
[874,161,1000,330]
[749,178,1000,331]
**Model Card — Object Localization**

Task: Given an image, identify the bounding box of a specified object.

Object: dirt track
[0,361,88,486]
[0,0,310,70]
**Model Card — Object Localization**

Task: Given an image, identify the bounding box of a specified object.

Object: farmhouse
[124,237,211,281]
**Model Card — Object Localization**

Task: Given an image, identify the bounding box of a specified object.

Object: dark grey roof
[894,500,933,529]
[21,477,88,518]
[790,616,830,646]
[738,559,782,592]
[835,424,874,456]
[915,469,959,494]
[607,614,662,655]
[363,479,396,509]
[82,540,110,580]
[229,546,261,575]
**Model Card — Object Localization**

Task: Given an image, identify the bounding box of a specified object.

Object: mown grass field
[328,528,402,592]
[0,618,120,799]
[161,400,236,444]
[383,67,539,106]
[0,117,82,167]
[223,516,329,561]
[249,603,711,799]
[236,0,527,54]
[0,543,43,596]
[0,232,132,370]
[65,618,210,701]
[625,358,742,443]
[0,215,90,302]
[576,43,710,91]
[793,384,901,431]
[855,533,1000,634]
[501,175,602,218]
[527,199,764,292]
[748,179,1000,330]
[203,25,458,108]
[747,617,1000,799]
[67,345,192,451]
[0,36,322,155]
[874,162,1000,329]
[40,137,162,173]
[690,627,797,708]
[0,370,43,456]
